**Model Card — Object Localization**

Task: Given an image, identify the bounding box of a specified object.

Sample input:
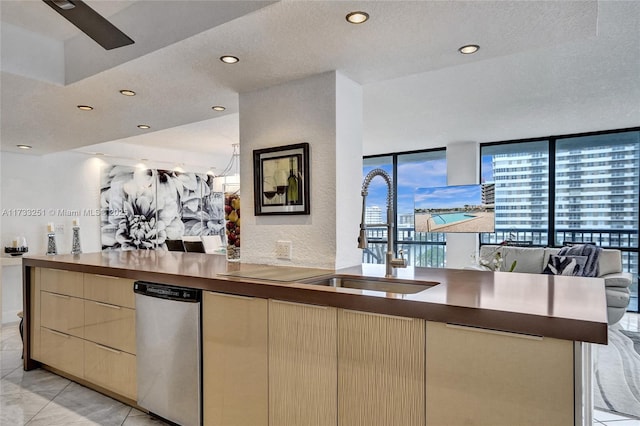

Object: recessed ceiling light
[120,89,136,96]
[17,144,32,150]
[220,55,239,64]
[77,105,94,111]
[346,11,369,24]
[458,44,480,54]
[137,124,151,129]
[212,105,226,111]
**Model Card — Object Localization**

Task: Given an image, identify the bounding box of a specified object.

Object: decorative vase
[46,232,57,255]
[71,226,82,254]
[224,184,240,262]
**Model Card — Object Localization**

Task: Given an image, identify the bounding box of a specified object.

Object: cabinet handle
[271,299,328,310]
[95,301,121,310]
[445,323,543,341]
[95,343,122,355]
[210,292,254,301]
[49,293,70,300]
[95,274,120,280]
[45,328,70,338]
[343,309,415,321]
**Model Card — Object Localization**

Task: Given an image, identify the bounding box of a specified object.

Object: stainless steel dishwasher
[134,281,202,426]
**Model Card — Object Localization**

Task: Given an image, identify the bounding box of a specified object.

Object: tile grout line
[120,406,134,426]
[23,380,73,426]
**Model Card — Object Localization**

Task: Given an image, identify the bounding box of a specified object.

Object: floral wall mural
[101,165,225,251]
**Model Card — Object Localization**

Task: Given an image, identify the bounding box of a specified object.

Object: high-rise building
[489,138,639,246]
[365,206,383,225]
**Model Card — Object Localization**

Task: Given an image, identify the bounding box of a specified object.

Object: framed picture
[253,142,310,215]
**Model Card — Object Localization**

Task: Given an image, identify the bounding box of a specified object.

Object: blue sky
[414,185,482,210]
[481,155,494,183]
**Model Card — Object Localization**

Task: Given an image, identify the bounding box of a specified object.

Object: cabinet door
[84,341,137,401]
[338,309,425,426]
[41,268,83,298]
[425,322,574,426]
[269,300,337,426]
[203,292,268,426]
[84,300,136,354]
[40,291,84,338]
[40,327,84,379]
[83,274,135,309]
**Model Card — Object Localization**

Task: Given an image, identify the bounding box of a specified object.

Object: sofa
[471,245,632,325]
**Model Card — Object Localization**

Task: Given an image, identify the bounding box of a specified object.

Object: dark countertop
[23,251,608,344]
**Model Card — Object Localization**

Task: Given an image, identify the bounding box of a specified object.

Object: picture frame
[253,142,310,215]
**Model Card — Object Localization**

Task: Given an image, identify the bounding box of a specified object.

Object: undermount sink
[302,275,437,294]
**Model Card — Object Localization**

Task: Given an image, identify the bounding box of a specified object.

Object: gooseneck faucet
[358,168,407,277]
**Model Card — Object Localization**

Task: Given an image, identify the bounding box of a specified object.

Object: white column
[239,71,362,269]
[445,142,479,269]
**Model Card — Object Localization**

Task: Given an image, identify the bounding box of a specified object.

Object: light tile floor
[594,312,640,426]
[0,322,167,425]
[2,315,639,426]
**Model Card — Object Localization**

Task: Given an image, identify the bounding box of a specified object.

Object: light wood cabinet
[40,268,83,297]
[84,341,137,400]
[40,291,84,338]
[425,322,574,426]
[40,327,84,379]
[203,292,268,426]
[84,274,135,309]
[269,300,337,426]
[32,267,137,402]
[338,309,425,426]
[84,300,136,354]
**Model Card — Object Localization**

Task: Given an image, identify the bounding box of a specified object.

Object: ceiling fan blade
[42,0,134,50]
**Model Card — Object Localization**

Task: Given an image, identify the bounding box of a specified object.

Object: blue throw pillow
[543,255,588,276]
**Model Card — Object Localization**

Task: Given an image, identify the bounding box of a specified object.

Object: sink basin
[302,275,436,294]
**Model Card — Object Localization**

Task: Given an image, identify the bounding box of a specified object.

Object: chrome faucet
[358,168,407,277]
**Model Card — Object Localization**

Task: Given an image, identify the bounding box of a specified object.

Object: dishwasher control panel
[133,281,201,303]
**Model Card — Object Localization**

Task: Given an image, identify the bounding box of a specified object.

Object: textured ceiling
[1,0,638,171]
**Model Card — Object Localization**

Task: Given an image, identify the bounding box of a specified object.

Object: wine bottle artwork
[287,157,299,205]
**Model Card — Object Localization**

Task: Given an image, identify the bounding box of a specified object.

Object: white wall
[1,151,103,255]
[239,71,363,269]
[0,151,104,324]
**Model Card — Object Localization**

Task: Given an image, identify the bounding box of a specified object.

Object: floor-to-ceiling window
[480,128,640,312]
[363,149,447,267]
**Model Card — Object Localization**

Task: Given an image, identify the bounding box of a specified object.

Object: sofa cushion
[599,249,622,276]
[502,247,545,273]
[543,255,588,276]
[557,244,601,277]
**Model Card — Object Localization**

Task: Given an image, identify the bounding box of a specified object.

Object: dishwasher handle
[133,281,201,303]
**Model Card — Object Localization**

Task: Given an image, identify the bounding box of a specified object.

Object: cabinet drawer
[40,327,84,379]
[84,300,136,354]
[84,341,137,400]
[41,268,83,298]
[84,274,135,309]
[41,291,84,338]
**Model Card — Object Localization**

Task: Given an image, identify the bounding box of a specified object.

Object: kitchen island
[22,251,608,426]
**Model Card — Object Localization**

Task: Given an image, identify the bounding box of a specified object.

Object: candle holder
[46,232,57,255]
[71,226,82,255]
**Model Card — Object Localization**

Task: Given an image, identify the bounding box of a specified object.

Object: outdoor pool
[432,212,477,225]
